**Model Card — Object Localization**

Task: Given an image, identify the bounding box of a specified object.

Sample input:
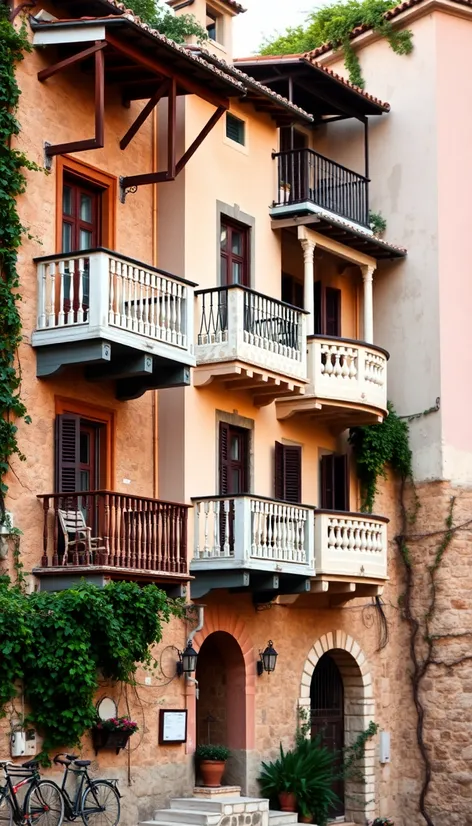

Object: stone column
[361,264,375,344]
[300,238,316,336]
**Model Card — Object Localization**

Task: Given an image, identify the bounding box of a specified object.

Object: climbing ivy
[0,9,36,519]
[260,0,413,89]
[349,402,412,512]
[128,0,207,42]
[0,579,180,762]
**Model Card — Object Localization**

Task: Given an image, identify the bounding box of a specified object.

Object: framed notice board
[159,709,188,745]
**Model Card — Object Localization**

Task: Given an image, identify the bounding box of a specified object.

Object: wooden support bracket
[120,103,227,198]
[41,43,106,165]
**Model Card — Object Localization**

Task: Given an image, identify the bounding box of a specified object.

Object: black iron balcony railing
[273,148,369,228]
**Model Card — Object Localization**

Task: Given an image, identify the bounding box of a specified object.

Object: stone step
[150,811,221,826]
[170,798,264,814]
[268,814,298,826]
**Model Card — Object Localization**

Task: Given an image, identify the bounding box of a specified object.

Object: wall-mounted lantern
[257,640,278,676]
[176,640,198,676]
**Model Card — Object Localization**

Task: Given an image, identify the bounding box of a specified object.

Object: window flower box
[92,716,138,755]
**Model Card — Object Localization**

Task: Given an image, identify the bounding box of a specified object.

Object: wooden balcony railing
[273,148,369,228]
[37,491,189,576]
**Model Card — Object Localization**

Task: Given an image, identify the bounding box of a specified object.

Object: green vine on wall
[0,578,180,763]
[0,8,36,519]
[349,401,412,513]
[260,0,413,89]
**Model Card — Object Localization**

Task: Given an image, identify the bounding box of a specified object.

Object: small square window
[206,7,217,40]
[226,113,245,146]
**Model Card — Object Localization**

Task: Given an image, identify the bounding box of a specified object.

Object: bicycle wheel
[25,780,64,826]
[81,782,120,826]
[0,794,13,826]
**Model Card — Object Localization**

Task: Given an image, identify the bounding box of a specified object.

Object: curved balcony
[276,335,388,428]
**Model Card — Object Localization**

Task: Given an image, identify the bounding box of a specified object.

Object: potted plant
[279,181,292,204]
[92,715,139,755]
[195,744,230,787]
[298,800,312,823]
[258,744,300,812]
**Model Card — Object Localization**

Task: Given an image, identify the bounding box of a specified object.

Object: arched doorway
[311,652,345,818]
[196,631,247,788]
[299,631,376,824]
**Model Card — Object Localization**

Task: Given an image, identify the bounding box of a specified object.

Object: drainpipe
[152,107,158,498]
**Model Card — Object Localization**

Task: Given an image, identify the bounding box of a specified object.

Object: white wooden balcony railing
[314,511,388,579]
[195,286,307,380]
[32,248,195,363]
[307,336,388,414]
[191,495,315,576]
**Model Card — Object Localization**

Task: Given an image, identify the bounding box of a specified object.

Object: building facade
[3,0,472,824]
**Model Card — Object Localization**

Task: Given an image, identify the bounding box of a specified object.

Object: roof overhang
[234,55,389,121]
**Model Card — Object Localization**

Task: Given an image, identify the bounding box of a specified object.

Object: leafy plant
[260,0,413,89]
[195,744,231,761]
[349,401,412,512]
[370,819,395,826]
[0,8,37,516]
[369,210,387,235]
[127,0,207,42]
[95,716,138,733]
[0,578,178,763]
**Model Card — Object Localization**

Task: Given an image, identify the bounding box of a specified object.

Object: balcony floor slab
[194,361,307,406]
[275,394,385,429]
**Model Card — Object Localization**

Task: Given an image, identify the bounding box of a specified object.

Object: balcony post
[87,251,110,329]
[361,264,375,344]
[300,238,315,336]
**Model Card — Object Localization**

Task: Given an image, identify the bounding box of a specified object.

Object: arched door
[310,652,344,817]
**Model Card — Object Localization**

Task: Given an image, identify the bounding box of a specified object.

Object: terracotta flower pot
[299,815,312,823]
[278,792,297,813]
[199,759,226,787]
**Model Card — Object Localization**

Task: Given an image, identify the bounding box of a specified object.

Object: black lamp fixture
[257,640,278,676]
[176,640,198,677]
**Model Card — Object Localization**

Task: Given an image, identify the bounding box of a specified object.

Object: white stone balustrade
[32,249,194,363]
[195,286,307,380]
[307,336,388,413]
[314,511,388,579]
[191,495,315,576]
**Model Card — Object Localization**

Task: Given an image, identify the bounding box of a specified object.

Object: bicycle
[0,759,64,826]
[53,754,120,826]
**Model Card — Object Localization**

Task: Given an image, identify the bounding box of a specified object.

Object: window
[62,175,101,254]
[320,454,349,511]
[220,218,249,286]
[226,113,245,146]
[55,413,106,493]
[282,273,304,309]
[275,442,302,504]
[219,423,249,496]
[314,282,341,337]
[206,7,217,40]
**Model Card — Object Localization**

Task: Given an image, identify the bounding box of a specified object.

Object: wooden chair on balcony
[58,508,106,565]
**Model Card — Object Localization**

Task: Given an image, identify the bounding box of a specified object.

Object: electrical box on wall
[10,729,36,758]
[379,731,391,764]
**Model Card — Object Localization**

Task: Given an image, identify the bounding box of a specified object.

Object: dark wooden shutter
[219,422,230,496]
[320,454,349,511]
[55,414,80,493]
[334,454,349,511]
[275,442,302,503]
[325,287,341,337]
[314,280,322,335]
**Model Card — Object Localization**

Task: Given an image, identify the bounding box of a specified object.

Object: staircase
[140,790,355,826]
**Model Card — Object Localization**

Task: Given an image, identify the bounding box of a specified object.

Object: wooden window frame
[220,216,250,286]
[55,397,115,489]
[219,422,249,496]
[56,156,117,254]
[62,175,100,254]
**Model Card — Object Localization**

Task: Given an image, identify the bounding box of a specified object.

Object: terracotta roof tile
[167,0,246,12]
[305,0,472,58]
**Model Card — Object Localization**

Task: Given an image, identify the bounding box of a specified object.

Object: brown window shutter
[219,422,230,496]
[334,454,349,511]
[320,453,349,510]
[275,442,302,503]
[275,441,285,500]
[55,414,81,493]
[314,280,322,335]
[325,287,341,337]
[320,454,334,509]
